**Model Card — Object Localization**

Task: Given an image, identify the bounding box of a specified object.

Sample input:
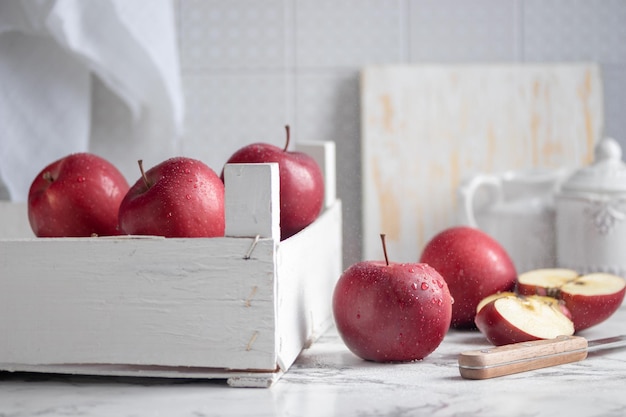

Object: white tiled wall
[177,0,626,267]
[409,0,521,62]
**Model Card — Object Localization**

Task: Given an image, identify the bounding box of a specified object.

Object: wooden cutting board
[361,64,603,262]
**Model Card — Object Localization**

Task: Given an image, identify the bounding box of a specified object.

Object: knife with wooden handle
[458,334,626,380]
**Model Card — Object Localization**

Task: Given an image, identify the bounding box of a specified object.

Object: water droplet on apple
[184,168,191,174]
[166,212,173,218]
[185,194,192,200]
[408,267,415,273]
[77,176,86,183]
[450,296,455,305]
[421,282,429,290]
[411,282,418,290]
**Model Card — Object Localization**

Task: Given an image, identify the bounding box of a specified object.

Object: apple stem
[138,159,151,189]
[283,125,291,152]
[380,233,390,266]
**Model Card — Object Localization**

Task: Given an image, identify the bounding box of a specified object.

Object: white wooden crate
[0,142,342,388]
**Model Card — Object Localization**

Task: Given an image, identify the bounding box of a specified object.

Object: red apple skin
[516,282,548,297]
[474,299,544,346]
[559,288,625,332]
[28,153,129,237]
[419,226,517,329]
[332,262,452,362]
[118,157,225,238]
[222,141,324,240]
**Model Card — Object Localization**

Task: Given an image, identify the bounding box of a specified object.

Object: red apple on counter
[28,153,129,237]
[332,234,452,362]
[221,126,324,240]
[118,157,225,237]
[419,226,517,328]
[517,269,626,331]
[474,293,574,346]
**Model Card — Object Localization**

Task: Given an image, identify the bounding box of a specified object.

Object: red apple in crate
[221,126,324,240]
[475,294,574,346]
[118,157,225,237]
[332,234,452,362]
[517,269,626,331]
[419,226,517,328]
[28,153,129,237]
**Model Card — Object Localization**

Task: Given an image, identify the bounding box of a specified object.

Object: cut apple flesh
[476,292,570,318]
[561,273,626,296]
[493,297,574,340]
[517,268,579,294]
[476,291,516,313]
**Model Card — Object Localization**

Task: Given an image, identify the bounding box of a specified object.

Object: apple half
[517,269,626,331]
[475,294,574,346]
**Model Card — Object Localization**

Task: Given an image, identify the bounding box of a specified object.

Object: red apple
[221,126,324,240]
[419,226,517,328]
[517,269,626,331]
[332,234,452,362]
[118,157,225,237]
[28,153,129,237]
[475,294,574,346]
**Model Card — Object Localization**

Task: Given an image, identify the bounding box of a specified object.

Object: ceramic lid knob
[561,137,626,194]
[595,136,622,162]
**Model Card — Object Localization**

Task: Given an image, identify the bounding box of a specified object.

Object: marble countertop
[2,305,625,417]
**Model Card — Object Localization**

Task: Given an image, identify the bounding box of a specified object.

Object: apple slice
[476,291,516,313]
[517,269,626,331]
[475,295,574,346]
[476,292,572,321]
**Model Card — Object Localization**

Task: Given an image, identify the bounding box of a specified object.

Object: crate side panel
[275,201,343,370]
[0,237,278,370]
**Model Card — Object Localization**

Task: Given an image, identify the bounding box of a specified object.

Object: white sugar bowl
[556,137,626,277]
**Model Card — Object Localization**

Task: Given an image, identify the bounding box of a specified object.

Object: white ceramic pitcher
[458,169,566,274]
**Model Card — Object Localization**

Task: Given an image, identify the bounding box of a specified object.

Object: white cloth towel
[0,0,185,201]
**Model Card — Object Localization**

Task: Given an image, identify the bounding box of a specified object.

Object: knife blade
[458,334,626,380]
